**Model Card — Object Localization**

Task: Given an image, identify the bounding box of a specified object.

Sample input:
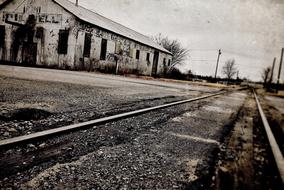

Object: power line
[190,59,216,62]
[188,49,218,51]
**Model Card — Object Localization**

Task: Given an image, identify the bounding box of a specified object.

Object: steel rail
[0,90,232,148]
[253,90,284,184]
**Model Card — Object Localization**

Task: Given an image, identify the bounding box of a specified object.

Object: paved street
[0,65,224,140]
[0,65,220,92]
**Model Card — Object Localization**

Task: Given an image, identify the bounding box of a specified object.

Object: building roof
[53,0,172,55]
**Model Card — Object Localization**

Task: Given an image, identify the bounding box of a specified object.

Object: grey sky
[71,0,284,81]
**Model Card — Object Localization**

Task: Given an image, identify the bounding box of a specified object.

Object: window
[168,59,171,66]
[37,7,41,14]
[136,49,140,60]
[58,30,69,54]
[35,27,44,39]
[100,39,107,60]
[146,53,150,62]
[83,33,92,57]
[0,25,5,48]
[124,43,130,56]
[163,58,166,65]
[115,41,122,55]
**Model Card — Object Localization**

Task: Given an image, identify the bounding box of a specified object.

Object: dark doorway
[0,25,5,48]
[22,42,37,65]
[83,33,92,57]
[58,30,69,54]
[100,39,107,60]
[152,50,159,76]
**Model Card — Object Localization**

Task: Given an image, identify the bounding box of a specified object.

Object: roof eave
[0,0,13,10]
[52,0,172,56]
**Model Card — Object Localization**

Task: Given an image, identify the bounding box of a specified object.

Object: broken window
[83,33,92,57]
[0,25,5,48]
[100,38,107,60]
[124,43,130,56]
[136,49,140,60]
[168,59,171,66]
[58,30,69,54]
[146,53,150,62]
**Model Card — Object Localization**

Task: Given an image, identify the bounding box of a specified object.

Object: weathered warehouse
[0,0,172,76]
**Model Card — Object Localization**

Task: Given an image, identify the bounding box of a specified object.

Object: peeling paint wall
[0,0,172,76]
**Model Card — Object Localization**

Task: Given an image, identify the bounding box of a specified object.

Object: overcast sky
[71,0,284,81]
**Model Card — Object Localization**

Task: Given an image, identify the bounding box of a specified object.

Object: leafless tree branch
[222,59,238,80]
[152,33,189,71]
[261,66,271,87]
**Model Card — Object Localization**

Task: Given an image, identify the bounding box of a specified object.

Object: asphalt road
[0,65,220,92]
[0,65,223,140]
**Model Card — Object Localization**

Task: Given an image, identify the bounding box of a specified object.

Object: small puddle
[0,108,52,121]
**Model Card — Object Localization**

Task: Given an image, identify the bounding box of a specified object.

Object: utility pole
[269,57,276,83]
[277,48,284,92]
[237,71,239,79]
[214,49,221,80]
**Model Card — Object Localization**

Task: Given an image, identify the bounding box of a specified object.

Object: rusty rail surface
[253,90,284,184]
[0,90,234,148]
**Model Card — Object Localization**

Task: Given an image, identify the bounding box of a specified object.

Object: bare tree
[261,66,271,88]
[153,33,189,71]
[222,59,238,80]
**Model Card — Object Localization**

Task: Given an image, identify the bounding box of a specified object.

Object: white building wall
[0,0,172,76]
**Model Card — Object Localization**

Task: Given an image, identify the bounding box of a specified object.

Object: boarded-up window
[136,49,140,60]
[83,33,92,57]
[100,39,107,60]
[0,25,5,48]
[58,30,69,54]
[129,48,134,58]
[35,27,44,39]
[168,59,171,66]
[115,41,122,55]
[146,53,150,62]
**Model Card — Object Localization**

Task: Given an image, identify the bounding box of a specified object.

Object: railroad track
[1,87,282,188]
[253,90,284,185]
[0,89,244,149]
[0,86,250,188]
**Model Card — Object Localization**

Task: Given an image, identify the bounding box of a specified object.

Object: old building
[0,0,172,76]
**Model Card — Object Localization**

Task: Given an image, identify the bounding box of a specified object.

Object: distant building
[0,0,172,76]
